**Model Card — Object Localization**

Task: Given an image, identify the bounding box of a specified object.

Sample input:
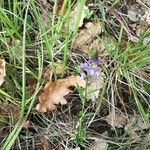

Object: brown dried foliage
[0,103,20,127]
[36,76,86,112]
[72,22,102,52]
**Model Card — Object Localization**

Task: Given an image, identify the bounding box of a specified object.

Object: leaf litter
[35,136,51,150]
[104,110,128,128]
[89,138,108,150]
[126,0,150,43]
[36,76,86,112]
[125,113,149,140]
[69,2,91,31]
[43,61,65,81]
[72,21,102,53]
[0,102,20,127]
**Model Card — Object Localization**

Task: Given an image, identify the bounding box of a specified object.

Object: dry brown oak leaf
[36,76,86,112]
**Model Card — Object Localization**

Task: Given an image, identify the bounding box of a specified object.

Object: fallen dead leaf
[89,138,108,150]
[27,77,37,95]
[135,23,150,45]
[87,73,104,101]
[22,120,31,130]
[43,62,64,81]
[126,0,150,43]
[130,23,150,44]
[105,110,127,128]
[69,3,89,30]
[0,59,6,86]
[127,1,150,24]
[36,76,86,112]
[72,22,102,53]
[125,114,148,134]
[127,10,138,22]
[143,9,150,24]
[0,102,20,127]
[35,136,51,150]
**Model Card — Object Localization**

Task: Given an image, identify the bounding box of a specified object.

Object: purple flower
[89,69,100,77]
[80,58,100,78]
[80,63,88,70]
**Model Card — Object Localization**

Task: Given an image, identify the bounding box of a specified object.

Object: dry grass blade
[0,59,6,86]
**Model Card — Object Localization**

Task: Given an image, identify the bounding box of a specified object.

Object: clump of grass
[102,29,150,126]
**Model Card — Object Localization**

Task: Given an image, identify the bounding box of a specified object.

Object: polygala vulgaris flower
[80,58,100,78]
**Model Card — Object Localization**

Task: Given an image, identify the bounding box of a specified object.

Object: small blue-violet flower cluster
[80,58,100,78]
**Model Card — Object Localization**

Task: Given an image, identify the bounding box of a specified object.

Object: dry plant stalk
[0,59,6,86]
[54,0,67,15]
[36,76,86,112]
